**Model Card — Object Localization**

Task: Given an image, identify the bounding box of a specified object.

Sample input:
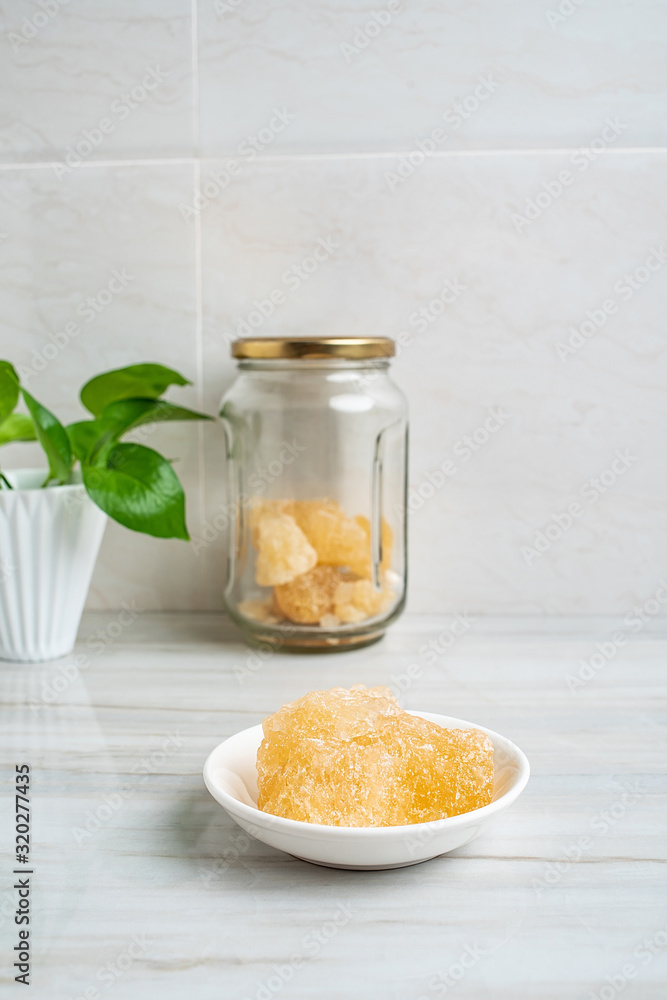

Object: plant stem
[0,471,13,489]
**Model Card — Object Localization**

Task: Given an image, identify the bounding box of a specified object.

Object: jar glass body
[219,357,408,650]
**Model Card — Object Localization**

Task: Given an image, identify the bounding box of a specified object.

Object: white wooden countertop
[1,613,666,999]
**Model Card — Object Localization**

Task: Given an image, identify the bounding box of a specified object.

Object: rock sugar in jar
[219,336,408,651]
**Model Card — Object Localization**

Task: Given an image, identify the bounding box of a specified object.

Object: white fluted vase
[0,469,107,662]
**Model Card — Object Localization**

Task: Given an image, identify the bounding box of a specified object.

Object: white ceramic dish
[203,711,530,870]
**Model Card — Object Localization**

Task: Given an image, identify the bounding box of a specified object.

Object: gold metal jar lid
[231,336,395,360]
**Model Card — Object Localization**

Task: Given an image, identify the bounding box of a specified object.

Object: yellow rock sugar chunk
[236,598,280,624]
[248,499,295,547]
[273,565,341,624]
[319,612,341,628]
[254,513,317,586]
[333,579,393,623]
[256,685,494,826]
[293,499,369,574]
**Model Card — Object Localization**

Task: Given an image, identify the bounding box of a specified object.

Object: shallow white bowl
[203,711,530,870]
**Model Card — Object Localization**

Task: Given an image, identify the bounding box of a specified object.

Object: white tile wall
[197,0,667,152]
[0,0,665,614]
[0,0,194,162]
[0,163,205,610]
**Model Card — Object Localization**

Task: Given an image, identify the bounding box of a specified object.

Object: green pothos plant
[0,361,211,540]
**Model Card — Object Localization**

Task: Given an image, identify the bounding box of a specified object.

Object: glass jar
[219,337,408,651]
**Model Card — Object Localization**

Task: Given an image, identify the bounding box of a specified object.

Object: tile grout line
[191,0,209,609]
[1,147,667,172]
[191,0,200,159]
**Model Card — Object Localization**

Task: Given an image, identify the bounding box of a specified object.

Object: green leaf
[66,419,116,463]
[83,442,189,539]
[68,400,210,464]
[21,389,72,484]
[0,413,36,447]
[0,361,20,423]
[100,398,212,434]
[80,364,190,417]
